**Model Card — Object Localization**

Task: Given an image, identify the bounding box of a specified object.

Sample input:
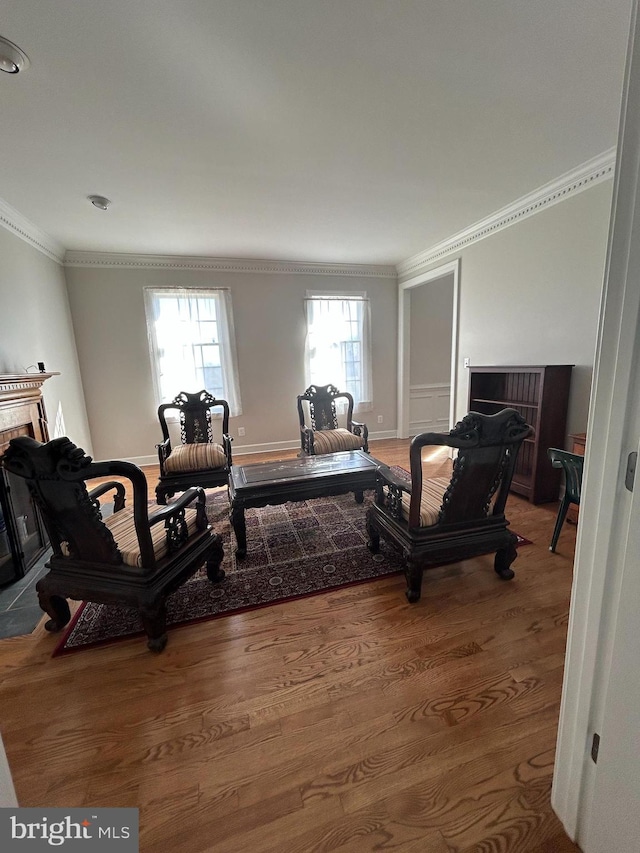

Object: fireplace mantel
[0,373,58,582]
[0,373,59,448]
[0,372,59,404]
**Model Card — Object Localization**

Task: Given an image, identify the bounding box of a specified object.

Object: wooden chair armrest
[377,466,411,491]
[222,434,234,466]
[156,438,171,470]
[300,426,315,454]
[148,487,209,552]
[351,420,369,450]
[374,467,410,520]
[87,480,126,513]
[148,487,206,526]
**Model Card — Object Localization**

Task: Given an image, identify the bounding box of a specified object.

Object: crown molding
[0,198,65,264]
[0,148,615,276]
[63,251,397,278]
[396,148,616,280]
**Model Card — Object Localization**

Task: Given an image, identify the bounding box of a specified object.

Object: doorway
[397,258,460,438]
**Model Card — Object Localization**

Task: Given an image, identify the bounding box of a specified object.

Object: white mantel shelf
[0,373,59,402]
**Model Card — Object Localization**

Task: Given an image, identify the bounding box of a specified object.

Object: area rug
[52,487,404,655]
[52,472,531,655]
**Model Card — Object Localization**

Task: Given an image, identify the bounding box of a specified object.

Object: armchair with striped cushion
[297,384,369,456]
[0,436,225,653]
[156,390,233,504]
[366,409,532,603]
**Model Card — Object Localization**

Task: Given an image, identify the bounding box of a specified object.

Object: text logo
[0,808,138,851]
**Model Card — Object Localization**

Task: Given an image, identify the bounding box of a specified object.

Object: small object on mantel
[37,361,45,372]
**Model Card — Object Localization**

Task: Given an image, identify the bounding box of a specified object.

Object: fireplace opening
[0,469,48,586]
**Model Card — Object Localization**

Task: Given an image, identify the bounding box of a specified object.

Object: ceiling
[0,0,632,266]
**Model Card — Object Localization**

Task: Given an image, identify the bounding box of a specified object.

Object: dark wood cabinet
[468,365,573,504]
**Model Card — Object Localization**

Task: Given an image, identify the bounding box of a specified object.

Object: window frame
[144,287,242,417]
[304,291,372,412]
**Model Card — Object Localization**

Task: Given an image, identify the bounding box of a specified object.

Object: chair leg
[37,587,71,632]
[155,484,168,505]
[354,490,364,504]
[405,558,423,603]
[549,496,571,552]
[206,534,225,583]
[140,600,168,653]
[494,541,517,580]
[366,514,380,553]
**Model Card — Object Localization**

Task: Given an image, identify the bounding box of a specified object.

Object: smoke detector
[0,36,30,74]
[88,195,112,211]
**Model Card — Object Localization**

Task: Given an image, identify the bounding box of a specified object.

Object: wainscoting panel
[409,383,450,436]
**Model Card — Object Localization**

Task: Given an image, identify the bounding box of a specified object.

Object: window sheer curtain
[144,287,242,416]
[304,294,372,412]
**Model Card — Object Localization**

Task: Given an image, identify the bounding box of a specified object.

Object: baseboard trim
[368,430,398,442]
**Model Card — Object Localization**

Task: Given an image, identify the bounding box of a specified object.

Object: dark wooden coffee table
[228,450,387,557]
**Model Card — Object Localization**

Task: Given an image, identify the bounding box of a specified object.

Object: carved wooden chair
[1,435,225,652]
[297,384,369,456]
[366,409,533,603]
[156,390,233,504]
[547,448,583,552]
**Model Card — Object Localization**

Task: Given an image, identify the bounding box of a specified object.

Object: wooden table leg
[230,502,247,558]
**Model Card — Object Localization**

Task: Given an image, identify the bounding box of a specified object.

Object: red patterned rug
[52,488,402,655]
[52,473,531,655]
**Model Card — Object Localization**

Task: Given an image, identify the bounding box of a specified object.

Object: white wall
[64,266,397,461]
[449,180,613,438]
[0,228,91,452]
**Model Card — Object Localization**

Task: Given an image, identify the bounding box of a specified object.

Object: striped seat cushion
[103,506,200,568]
[400,476,450,527]
[164,442,227,474]
[312,428,364,454]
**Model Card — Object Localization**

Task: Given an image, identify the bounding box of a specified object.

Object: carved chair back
[408,409,533,529]
[297,384,355,433]
[158,391,230,447]
[1,435,154,566]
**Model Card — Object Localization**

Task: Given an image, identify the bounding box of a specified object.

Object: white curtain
[215,289,242,416]
[304,294,372,412]
[144,287,242,416]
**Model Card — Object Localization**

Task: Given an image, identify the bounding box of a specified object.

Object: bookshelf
[468,365,573,503]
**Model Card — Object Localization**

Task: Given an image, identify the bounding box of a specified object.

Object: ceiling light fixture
[88,195,111,211]
[0,36,30,74]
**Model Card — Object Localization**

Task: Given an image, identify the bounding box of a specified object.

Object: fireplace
[0,373,58,585]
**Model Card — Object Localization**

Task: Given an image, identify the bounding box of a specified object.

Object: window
[144,287,242,415]
[304,293,372,411]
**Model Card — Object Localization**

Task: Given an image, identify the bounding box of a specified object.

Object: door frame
[397,258,460,438]
[552,0,640,841]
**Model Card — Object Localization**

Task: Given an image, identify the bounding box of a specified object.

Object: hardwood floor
[0,438,580,852]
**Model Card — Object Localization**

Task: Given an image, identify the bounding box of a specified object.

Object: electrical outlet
[238,427,245,437]
[377,415,383,423]
[463,357,471,368]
